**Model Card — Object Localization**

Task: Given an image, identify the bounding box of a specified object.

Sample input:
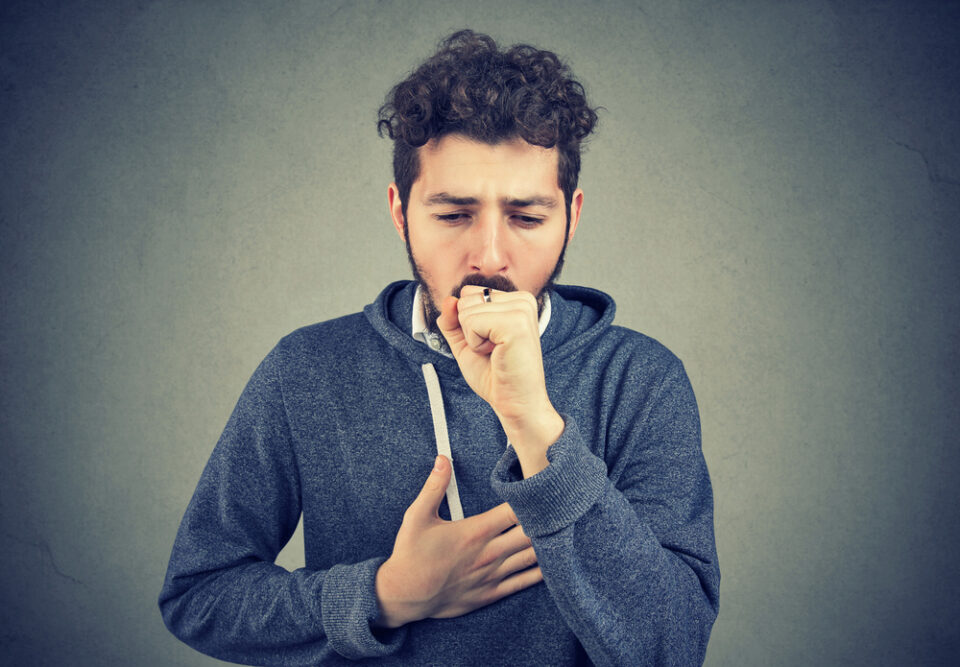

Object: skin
[375,134,584,628]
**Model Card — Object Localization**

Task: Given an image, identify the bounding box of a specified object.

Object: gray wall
[2,1,958,664]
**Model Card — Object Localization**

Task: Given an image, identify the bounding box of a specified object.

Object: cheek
[529,229,566,258]
[412,235,461,280]
[518,237,564,278]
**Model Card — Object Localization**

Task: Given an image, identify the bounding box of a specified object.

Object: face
[388,134,583,337]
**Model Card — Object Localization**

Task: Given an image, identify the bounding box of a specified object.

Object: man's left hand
[437,286,564,475]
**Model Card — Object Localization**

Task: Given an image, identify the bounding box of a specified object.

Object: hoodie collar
[364,280,616,377]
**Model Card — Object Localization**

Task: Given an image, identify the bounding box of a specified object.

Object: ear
[566,188,584,241]
[388,183,406,243]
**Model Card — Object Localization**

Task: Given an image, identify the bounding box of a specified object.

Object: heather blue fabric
[159,280,720,666]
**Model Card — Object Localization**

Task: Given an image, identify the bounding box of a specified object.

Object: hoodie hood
[363,280,617,377]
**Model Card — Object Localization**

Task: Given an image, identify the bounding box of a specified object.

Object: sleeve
[158,344,407,664]
[490,359,720,667]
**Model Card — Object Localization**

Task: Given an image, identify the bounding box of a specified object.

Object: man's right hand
[373,455,543,628]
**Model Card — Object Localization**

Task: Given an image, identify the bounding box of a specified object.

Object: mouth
[453,273,517,297]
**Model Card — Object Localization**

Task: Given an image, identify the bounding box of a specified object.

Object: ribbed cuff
[321,556,407,659]
[490,415,607,538]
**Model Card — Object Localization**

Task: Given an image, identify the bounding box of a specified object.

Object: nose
[469,213,508,276]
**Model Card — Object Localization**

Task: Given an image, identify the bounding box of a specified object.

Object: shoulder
[599,324,684,376]
[609,325,678,360]
[280,312,369,350]
[261,311,375,375]
[586,324,698,418]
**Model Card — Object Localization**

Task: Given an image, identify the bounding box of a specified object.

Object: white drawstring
[420,363,465,521]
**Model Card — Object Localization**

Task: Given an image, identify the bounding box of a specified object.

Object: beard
[403,225,569,340]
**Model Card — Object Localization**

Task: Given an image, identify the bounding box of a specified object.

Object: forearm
[160,526,404,664]
[491,416,720,667]
[533,483,717,666]
[160,560,329,664]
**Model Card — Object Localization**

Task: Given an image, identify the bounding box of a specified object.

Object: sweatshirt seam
[270,341,304,508]
[267,340,310,626]
[632,354,683,449]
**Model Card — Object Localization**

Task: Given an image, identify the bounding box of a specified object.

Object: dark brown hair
[377,30,599,221]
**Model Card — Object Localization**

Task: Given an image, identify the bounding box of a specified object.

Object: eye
[512,215,544,227]
[436,213,469,224]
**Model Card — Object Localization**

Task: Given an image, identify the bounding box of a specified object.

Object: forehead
[415,134,560,195]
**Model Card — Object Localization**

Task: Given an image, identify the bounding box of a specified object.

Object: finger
[455,292,537,355]
[459,286,533,319]
[474,502,520,537]
[460,286,500,310]
[459,309,494,354]
[494,545,539,580]
[458,284,498,301]
[456,300,536,322]
[487,523,533,557]
[436,296,461,337]
[457,306,489,351]
[458,312,526,355]
[436,296,470,355]
[458,294,536,323]
[493,565,543,599]
[457,304,502,352]
[406,455,452,523]
[453,293,497,350]
[458,286,528,302]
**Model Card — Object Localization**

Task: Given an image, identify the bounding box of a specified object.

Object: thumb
[436,296,465,351]
[407,455,452,522]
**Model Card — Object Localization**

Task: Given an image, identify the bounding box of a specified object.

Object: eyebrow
[425,193,480,206]
[505,196,557,209]
[424,192,558,208]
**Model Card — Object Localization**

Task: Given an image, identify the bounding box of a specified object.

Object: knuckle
[464,528,490,552]
[474,550,497,570]
[509,308,531,327]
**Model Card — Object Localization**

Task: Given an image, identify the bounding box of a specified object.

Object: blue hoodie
[159,280,719,666]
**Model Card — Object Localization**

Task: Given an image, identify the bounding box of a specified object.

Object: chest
[286,358,610,568]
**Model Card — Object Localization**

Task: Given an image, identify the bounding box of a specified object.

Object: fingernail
[434,455,445,471]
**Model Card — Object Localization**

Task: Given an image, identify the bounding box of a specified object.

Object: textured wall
[1,1,958,665]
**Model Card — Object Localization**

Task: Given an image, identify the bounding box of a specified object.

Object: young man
[160,31,719,666]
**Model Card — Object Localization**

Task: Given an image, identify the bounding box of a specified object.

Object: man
[159,30,719,666]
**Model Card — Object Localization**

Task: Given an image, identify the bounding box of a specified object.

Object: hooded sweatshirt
[159,280,720,666]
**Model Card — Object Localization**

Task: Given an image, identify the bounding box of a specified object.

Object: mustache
[452,274,518,297]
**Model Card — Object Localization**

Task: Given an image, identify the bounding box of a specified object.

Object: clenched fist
[437,285,565,477]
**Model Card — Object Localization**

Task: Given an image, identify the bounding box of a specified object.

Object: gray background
[2,1,958,665]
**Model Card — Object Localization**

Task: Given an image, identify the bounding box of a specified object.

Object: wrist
[373,558,423,629]
[500,406,565,477]
[501,405,564,449]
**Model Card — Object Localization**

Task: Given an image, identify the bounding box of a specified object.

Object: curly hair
[377,30,599,221]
